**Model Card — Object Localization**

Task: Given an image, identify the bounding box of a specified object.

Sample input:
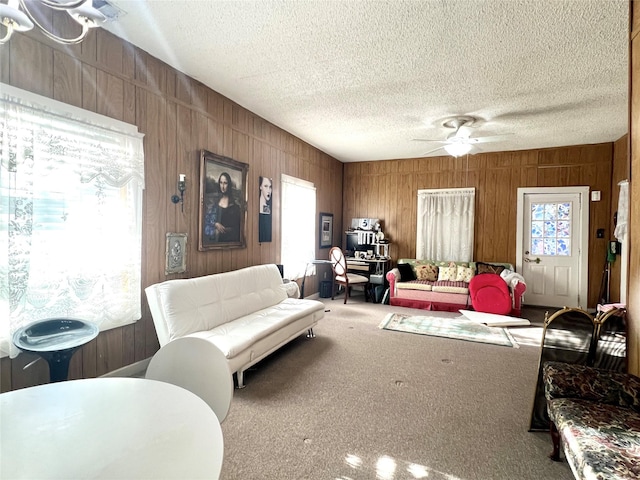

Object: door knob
[524,257,541,264]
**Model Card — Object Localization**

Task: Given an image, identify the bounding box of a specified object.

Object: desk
[13,319,99,382]
[346,257,390,303]
[346,257,390,277]
[0,377,224,479]
[300,260,333,298]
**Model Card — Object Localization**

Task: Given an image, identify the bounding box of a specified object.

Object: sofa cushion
[548,398,640,480]
[397,263,417,281]
[476,262,506,275]
[456,265,475,282]
[437,264,458,282]
[152,264,288,342]
[415,264,438,281]
[397,280,433,291]
[543,361,640,410]
[189,298,322,358]
[432,280,469,294]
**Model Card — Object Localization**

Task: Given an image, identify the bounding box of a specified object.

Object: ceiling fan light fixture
[0,1,34,44]
[0,0,109,45]
[444,143,472,157]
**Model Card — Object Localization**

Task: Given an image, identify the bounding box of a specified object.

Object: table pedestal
[37,347,85,382]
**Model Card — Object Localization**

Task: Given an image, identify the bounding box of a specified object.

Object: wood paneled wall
[628,0,640,376]
[0,28,343,392]
[609,136,630,303]
[343,144,617,309]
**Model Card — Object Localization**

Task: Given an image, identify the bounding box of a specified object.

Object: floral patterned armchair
[543,361,640,479]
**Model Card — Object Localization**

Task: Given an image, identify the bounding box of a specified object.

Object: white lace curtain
[0,84,145,358]
[416,188,475,262]
[280,174,316,280]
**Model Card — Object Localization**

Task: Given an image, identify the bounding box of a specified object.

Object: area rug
[379,313,519,348]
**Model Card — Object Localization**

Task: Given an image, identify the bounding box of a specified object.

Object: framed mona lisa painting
[198,150,249,250]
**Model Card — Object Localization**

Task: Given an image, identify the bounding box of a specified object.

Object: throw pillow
[476,262,506,275]
[437,263,458,282]
[456,265,475,283]
[415,264,438,282]
[397,263,416,281]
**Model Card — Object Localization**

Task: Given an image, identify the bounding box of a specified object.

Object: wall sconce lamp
[171,174,186,212]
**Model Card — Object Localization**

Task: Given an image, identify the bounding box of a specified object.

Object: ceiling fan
[414,116,506,157]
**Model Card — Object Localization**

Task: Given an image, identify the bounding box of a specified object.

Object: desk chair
[145,337,233,423]
[329,246,369,304]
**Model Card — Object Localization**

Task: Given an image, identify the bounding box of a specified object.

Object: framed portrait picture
[319,212,333,249]
[258,175,273,243]
[165,233,187,275]
[198,150,249,251]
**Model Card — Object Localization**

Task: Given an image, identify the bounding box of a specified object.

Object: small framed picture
[165,233,187,275]
[319,212,333,249]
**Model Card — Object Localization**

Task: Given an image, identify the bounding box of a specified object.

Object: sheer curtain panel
[416,188,475,262]
[280,174,316,280]
[0,84,145,358]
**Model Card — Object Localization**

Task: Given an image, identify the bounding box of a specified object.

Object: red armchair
[469,273,525,316]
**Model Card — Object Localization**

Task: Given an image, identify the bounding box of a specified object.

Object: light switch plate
[591,190,601,201]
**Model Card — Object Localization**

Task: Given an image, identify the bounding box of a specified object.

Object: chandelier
[0,0,105,45]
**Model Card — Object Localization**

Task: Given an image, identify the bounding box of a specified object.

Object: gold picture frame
[198,150,248,250]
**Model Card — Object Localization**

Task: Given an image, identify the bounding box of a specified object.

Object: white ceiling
[103,0,629,163]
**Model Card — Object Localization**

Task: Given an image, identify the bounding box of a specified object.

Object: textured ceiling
[103,0,629,162]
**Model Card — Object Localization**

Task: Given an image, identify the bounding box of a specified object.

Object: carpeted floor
[219,298,572,480]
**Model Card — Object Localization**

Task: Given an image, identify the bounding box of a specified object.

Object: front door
[516,187,589,308]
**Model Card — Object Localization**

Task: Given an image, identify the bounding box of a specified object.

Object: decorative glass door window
[530,202,571,256]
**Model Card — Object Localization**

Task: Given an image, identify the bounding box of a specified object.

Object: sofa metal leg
[549,420,561,461]
[235,371,246,389]
[306,328,315,338]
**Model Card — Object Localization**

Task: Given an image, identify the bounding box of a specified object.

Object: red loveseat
[386,259,526,315]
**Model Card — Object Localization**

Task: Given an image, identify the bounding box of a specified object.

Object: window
[416,188,475,262]
[0,84,145,358]
[280,174,315,280]
[530,202,571,256]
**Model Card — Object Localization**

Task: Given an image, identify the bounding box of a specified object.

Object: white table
[0,377,224,479]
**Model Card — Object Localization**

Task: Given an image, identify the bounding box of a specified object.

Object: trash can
[373,285,385,303]
[319,281,332,298]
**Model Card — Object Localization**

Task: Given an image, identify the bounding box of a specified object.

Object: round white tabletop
[0,377,224,479]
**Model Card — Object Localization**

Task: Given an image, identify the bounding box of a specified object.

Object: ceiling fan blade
[471,133,513,144]
[412,138,448,144]
[422,145,446,156]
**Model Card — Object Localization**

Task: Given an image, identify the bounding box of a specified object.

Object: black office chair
[329,247,369,304]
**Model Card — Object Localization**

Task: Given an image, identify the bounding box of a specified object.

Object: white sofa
[145,264,325,387]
